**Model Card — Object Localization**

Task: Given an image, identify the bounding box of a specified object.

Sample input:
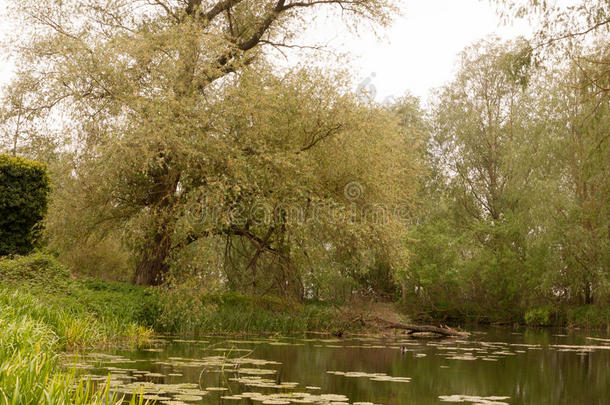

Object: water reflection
[66,328,610,405]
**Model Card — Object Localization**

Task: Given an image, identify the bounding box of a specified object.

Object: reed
[0,289,152,404]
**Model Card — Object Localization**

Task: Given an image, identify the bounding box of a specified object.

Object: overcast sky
[0,0,533,103]
[299,0,533,102]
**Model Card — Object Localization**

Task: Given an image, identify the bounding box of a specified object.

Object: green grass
[0,252,348,336]
[0,254,154,404]
[156,289,351,335]
[0,252,160,334]
[0,253,349,403]
[0,252,70,292]
[0,289,154,404]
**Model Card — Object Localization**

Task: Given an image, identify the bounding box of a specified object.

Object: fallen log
[375,318,469,338]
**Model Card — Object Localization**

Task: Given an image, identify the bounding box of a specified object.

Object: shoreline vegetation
[0,254,153,404]
[3,253,607,337]
[0,253,608,403]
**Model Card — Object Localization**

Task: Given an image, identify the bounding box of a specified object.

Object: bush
[563,305,610,329]
[73,279,162,328]
[525,306,553,326]
[0,155,50,256]
[0,252,70,292]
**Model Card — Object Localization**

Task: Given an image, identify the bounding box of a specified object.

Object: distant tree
[404,38,548,319]
[404,38,609,320]
[0,155,50,256]
[538,44,610,305]
[490,0,610,305]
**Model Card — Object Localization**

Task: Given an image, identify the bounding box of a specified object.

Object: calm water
[68,328,610,405]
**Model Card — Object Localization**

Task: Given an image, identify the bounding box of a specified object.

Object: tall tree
[406,38,546,319]
[539,44,610,305]
[6,0,413,291]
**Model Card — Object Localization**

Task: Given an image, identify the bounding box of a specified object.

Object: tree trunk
[276,227,304,302]
[133,222,172,285]
[377,318,470,337]
[133,154,178,286]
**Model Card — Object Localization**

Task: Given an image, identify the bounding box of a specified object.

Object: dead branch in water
[375,318,470,338]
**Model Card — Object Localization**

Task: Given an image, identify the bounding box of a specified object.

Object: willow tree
[6,0,417,291]
[492,0,609,47]
[538,44,610,305]
[410,38,545,317]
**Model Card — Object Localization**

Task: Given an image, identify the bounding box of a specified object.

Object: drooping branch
[203,0,388,85]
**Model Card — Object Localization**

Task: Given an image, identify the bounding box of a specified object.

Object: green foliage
[54,236,134,282]
[0,155,50,256]
[73,279,162,328]
[0,253,154,402]
[1,0,604,328]
[0,288,152,404]
[156,286,342,334]
[0,251,70,292]
[525,307,553,327]
[0,253,153,347]
[402,38,545,322]
[563,306,610,329]
[403,39,609,325]
[7,0,412,291]
[0,253,161,331]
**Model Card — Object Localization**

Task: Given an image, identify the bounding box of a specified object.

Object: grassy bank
[0,252,352,336]
[0,288,154,404]
[0,253,152,404]
[0,253,352,402]
[4,252,605,403]
[155,285,354,335]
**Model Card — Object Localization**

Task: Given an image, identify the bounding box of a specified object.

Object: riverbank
[0,253,355,403]
[0,252,360,337]
[1,253,608,402]
[0,253,152,404]
[0,287,151,404]
[2,253,607,337]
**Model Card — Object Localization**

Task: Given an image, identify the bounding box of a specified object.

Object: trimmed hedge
[0,155,50,256]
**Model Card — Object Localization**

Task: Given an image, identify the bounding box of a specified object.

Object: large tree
[405,38,548,319]
[538,44,610,305]
[6,0,417,293]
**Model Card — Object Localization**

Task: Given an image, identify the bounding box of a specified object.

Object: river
[67,328,610,405]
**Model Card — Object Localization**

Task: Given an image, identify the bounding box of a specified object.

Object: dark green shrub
[563,305,610,329]
[75,279,162,327]
[0,155,50,255]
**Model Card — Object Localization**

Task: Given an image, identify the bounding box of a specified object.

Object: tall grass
[0,289,152,404]
[157,289,346,334]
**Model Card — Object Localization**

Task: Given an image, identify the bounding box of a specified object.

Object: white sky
[299,0,533,102]
[0,0,533,103]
